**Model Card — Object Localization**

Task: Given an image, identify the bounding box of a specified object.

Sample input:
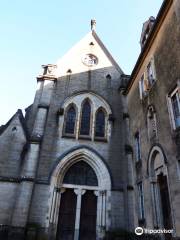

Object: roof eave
[124,0,173,95]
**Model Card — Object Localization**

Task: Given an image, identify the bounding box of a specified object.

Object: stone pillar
[9,141,40,239]
[48,187,66,240]
[32,107,48,138]
[94,190,106,239]
[40,79,55,106]
[119,79,136,230]
[124,110,136,230]
[34,80,44,105]
[74,189,86,240]
[10,71,56,239]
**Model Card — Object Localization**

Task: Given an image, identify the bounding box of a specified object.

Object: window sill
[94,137,107,143]
[78,135,92,141]
[62,134,76,139]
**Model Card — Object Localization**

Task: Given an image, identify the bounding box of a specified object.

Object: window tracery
[62,93,112,141]
[63,161,98,186]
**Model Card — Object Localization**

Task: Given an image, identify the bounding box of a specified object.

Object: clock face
[82,54,98,67]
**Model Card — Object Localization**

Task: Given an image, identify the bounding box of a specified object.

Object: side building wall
[127,1,180,236]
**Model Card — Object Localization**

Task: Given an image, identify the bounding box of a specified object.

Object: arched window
[63,161,98,186]
[65,105,76,134]
[95,108,106,138]
[80,100,91,135]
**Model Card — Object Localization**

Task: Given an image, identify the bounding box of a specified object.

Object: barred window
[95,109,106,137]
[80,100,91,135]
[65,105,76,134]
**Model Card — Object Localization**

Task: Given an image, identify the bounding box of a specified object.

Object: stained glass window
[95,109,105,137]
[80,100,91,135]
[63,161,98,186]
[65,105,76,134]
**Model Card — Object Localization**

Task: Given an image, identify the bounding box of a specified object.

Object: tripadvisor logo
[135,227,143,235]
[135,227,174,235]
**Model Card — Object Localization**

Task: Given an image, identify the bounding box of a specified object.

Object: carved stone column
[74,189,86,240]
[94,190,106,239]
[48,187,66,240]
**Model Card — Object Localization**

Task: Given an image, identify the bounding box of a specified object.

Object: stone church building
[0,0,180,239]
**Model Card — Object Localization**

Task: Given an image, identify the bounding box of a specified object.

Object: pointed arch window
[95,108,106,138]
[63,161,98,186]
[80,100,91,136]
[65,105,76,135]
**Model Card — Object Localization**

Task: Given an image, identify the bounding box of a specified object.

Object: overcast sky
[0,0,163,125]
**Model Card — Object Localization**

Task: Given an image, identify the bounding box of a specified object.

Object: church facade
[0,0,180,240]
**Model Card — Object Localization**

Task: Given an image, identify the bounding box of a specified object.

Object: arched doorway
[56,161,98,240]
[49,148,111,240]
[148,146,173,239]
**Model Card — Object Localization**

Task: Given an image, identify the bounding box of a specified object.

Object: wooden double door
[56,189,97,240]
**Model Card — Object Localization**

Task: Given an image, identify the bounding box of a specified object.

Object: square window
[168,86,180,129]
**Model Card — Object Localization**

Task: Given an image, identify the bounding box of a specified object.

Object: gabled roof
[0,109,29,139]
[55,29,123,77]
[92,30,123,73]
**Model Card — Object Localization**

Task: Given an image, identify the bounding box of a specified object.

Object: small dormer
[140,16,156,49]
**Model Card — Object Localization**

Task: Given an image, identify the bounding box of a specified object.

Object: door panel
[79,190,97,240]
[158,174,173,240]
[56,189,77,240]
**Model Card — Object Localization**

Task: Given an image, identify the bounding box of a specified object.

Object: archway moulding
[147,144,167,177]
[50,147,111,190]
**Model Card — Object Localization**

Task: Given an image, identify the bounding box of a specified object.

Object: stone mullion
[49,188,56,223]
[74,189,86,240]
[94,190,106,239]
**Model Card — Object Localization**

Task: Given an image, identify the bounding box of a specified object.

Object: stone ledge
[38,104,49,109]
[0,176,35,183]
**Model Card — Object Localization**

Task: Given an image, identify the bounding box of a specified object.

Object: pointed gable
[0,109,28,140]
[55,30,123,77]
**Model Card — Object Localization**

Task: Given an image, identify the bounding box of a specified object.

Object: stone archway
[148,146,173,239]
[48,148,111,240]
